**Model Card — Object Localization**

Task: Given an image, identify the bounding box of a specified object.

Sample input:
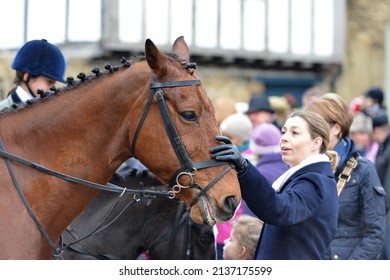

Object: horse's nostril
[223,195,239,214]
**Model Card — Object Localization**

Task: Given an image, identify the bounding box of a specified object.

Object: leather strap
[150,79,200,89]
[0,137,62,259]
[337,155,359,196]
[0,145,171,199]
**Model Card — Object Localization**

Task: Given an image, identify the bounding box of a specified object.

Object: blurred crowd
[213,85,390,260]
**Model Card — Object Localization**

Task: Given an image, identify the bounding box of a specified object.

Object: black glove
[210,136,248,175]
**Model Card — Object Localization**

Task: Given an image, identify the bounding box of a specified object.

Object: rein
[0,137,171,259]
[64,193,140,260]
[0,138,62,258]
[0,143,172,199]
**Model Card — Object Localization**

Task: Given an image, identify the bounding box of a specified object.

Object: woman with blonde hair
[305,93,386,260]
[210,109,339,259]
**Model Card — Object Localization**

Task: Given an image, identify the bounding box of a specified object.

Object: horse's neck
[0,68,147,182]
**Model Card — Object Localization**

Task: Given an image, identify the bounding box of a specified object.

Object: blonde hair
[305,93,353,138]
[231,214,263,259]
[287,110,339,171]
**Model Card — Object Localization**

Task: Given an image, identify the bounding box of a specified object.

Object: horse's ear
[172,36,190,61]
[145,38,167,73]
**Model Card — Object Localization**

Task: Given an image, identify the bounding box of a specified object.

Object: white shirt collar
[15,85,34,102]
[272,154,330,192]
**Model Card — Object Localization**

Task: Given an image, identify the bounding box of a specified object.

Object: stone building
[1,0,390,110]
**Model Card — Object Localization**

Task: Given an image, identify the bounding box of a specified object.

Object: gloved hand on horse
[210,136,248,175]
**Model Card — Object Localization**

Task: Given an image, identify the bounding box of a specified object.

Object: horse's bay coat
[240,161,338,260]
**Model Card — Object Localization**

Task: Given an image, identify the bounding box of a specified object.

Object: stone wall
[337,0,390,102]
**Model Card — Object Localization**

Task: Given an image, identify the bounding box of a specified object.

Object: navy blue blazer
[239,160,338,259]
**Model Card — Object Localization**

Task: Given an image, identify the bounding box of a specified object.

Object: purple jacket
[255,153,289,184]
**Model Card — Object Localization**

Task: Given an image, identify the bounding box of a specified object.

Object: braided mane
[0,53,197,116]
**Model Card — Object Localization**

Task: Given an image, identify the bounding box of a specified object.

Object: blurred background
[0,0,389,112]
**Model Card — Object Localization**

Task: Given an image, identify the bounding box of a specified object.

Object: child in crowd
[223,215,263,260]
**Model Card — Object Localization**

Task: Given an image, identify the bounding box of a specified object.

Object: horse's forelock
[165,52,197,74]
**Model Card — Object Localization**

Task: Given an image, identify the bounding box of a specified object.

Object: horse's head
[130,37,241,226]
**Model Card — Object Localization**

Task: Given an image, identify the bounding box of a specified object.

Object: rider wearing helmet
[0,39,66,110]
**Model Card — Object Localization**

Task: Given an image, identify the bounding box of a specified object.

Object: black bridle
[131,77,233,208]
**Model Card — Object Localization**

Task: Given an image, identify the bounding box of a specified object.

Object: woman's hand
[210,136,248,175]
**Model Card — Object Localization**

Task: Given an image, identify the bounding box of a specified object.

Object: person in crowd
[242,123,289,217]
[349,111,379,163]
[250,122,289,184]
[215,112,253,259]
[372,113,390,260]
[305,93,386,260]
[301,86,323,107]
[210,110,339,259]
[349,96,363,113]
[213,96,237,127]
[269,95,291,129]
[361,86,387,119]
[223,214,263,260]
[284,92,298,112]
[245,94,275,128]
[0,39,66,110]
[219,113,254,162]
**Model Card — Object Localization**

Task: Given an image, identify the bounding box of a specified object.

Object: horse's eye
[181,111,197,121]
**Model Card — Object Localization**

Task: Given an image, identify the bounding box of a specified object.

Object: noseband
[131,77,233,207]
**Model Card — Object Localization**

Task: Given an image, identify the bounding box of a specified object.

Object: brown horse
[0,37,240,259]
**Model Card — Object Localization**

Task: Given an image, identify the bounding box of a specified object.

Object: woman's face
[247,111,273,127]
[350,131,371,151]
[327,122,341,150]
[280,116,321,167]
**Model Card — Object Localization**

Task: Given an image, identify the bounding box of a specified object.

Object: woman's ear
[312,136,323,152]
[333,123,342,138]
